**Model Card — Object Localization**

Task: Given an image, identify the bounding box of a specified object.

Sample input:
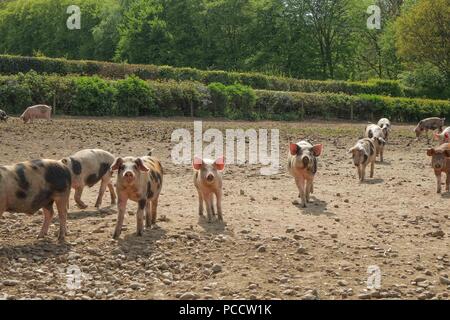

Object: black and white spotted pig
[0,109,7,122]
[110,155,163,239]
[0,159,71,240]
[348,138,377,182]
[193,157,225,222]
[288,140,323,207]
[377,118,391,142]
[61,149,116,209]
[365,124,387,162]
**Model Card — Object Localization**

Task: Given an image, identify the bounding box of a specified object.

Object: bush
[399,64,450,100]
[0,54,437,98]
[1,72,449,122]
[114,76,156,116]
[72,76,117,116]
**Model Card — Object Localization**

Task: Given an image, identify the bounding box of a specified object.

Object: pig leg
[151,197,159,225]
[360,164,366,182]
[55,199,68,241]
[215,191,223,222]
[204,193,214,222]
[95,174,114,208]
[197,190,204,216]
[38,203,54,238]
[211,195,216,217]
[113,196,127,239]
[74,187,88,209]
[108,182,116,205]
[370,160,374,178]
[296,176,307,207]
[436,173,442,193]
[136,200,146,236]
[446,173,450,192]
[305,179,313,203]
[380,147,384,163]
[145,200,152,228]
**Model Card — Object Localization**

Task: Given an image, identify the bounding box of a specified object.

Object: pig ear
[445,133,449,139]
[289,143,299,156]
[312,144,323,157]
[193,157,203,170]
[135,158,149,172]
[111,157,123,171]
[426,149,435,157]
[214,156,225,171]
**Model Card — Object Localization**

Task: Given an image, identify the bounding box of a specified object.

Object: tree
[395,0,450,79]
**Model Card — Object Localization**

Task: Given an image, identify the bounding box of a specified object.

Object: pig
[426,143,450,193]
[61,149,116,209]
[20,104,52,123]
[377,118,391,141]
[365,124,387,162]
[434,126,450,143]
[348,138,377,182]
[414,117,445,142]
[288,140,323,207]
[0,109,7,122]
[193,156,225,222]
[110,155,163,239]
[0,159,71,240]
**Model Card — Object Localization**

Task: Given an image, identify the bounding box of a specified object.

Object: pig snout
[123,170,135,182]
[302,156,309,166]
[206,172,215,182]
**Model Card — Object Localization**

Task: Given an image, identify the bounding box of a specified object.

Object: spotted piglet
[288,140,323,207]
[0,159,71,240]
[348,138,377,182]
[110,155,163,239]
[426,143,450,193]
[193,157,225,222]
[61,149,116,209]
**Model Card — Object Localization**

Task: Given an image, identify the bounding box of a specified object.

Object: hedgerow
[0,54,423,98]
[0,72,449,122]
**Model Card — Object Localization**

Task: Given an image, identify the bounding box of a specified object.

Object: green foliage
[72,76,117,116]
[0,54,432,98]
[1,72,448,123]
[399,63,450,100]
[114,75,156,116]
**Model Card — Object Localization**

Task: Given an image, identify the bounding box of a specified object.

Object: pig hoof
[112,233,120,240]
[77,203,88,209]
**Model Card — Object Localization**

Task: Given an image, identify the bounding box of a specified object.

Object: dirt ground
[0,117,449,300]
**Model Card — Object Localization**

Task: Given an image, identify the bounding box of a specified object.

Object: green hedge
[0,54,414,98]
[1,72,449,122]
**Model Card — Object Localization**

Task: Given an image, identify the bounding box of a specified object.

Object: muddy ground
[0,117,449,300]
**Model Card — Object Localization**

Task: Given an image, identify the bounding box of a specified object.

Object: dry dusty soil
[0,117,449,300]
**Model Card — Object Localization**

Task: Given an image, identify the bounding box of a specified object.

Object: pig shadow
[198,215,228,234]
[294,197,334,217]
[68,207,115,220]
[376,161,391,166]
[116,227,166,258]
[362,178,384,185]
[440,192,450,198]
[0,240,71,260]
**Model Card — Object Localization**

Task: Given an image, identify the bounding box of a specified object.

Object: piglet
[193,157,225,222]
[0,159,71,240]
[61,149,116,209]
[20,104,52,124]
[426,143,450,193]
[288,140,323,207]
[377,118,391,142]
[348,138,377,182]
[110,155,163,239]
[414,117,445,142]
[434,126,450,143]
[0,109,7,122]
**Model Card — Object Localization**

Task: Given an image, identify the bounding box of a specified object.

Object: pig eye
[118,165,125,171]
